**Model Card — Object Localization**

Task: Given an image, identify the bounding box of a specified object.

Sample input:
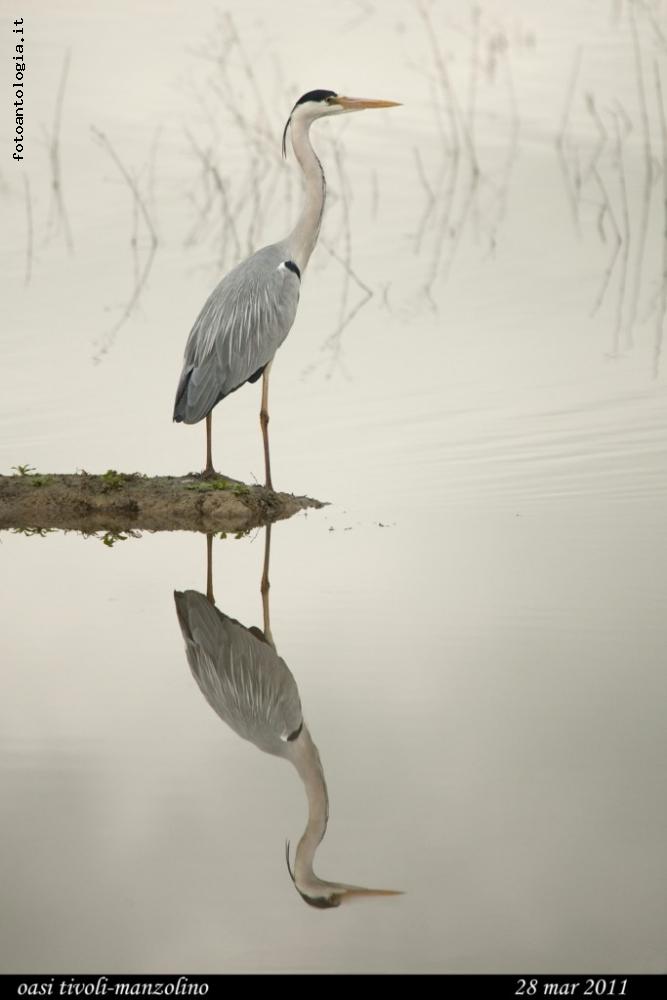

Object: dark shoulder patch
[286,721,303,742]
[284,260,301,280]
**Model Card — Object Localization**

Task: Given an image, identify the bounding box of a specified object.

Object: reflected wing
[174,590,303,755]
[173,245,300,424]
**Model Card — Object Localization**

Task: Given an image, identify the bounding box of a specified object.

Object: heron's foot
[198,469,244,485]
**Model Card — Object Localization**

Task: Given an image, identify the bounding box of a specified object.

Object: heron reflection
[174,527,400,908]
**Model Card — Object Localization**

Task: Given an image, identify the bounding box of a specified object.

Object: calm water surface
[1,0,666,974]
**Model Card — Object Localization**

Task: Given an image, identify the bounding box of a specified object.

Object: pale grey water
[1,0,667,974]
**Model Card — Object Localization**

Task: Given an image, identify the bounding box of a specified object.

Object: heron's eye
[326,96,336,105]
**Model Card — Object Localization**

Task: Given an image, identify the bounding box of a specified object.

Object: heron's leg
[260,524,275,649]
[260,362,274,490]
[204,412,215,477]
[206,532,214,604]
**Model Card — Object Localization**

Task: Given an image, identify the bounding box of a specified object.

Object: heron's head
[282,90,401,156]
[285,840,403,909]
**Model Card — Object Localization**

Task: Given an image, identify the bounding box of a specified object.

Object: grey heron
[174,527,401,907]
[173,90,400,484]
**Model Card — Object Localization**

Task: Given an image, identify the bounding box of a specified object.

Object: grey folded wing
[173,246,301,424]
[174,590,303,756]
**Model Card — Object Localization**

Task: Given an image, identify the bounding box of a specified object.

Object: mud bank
[0,471,324,533]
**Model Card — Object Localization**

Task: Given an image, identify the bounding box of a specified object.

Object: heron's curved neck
[286,117,326,274]
[287,726,329,882]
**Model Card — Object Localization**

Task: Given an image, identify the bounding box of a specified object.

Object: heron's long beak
[285,841,402,907]
[336,96,401,111]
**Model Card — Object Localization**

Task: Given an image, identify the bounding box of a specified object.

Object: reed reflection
[174,527,400,909]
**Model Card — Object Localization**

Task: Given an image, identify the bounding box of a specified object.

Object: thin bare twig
[590,166,622,316]
[484,44,520,251]
[653,59,667,378]
[417,0,478,173]
[145,125,163,221]
[611,109,632,356]
[23,174,33,285]
[370,168,379,222]
[625,0,654,348]
[413,146,436,253]
[47,51,73,253]
[467,5,481,151]
[223,13,274,141]
[583,93,608,183]
[91,127,159,361]
[555,47,583,234]
[422,149,460,306]
[184,129,241,266]
[331,142,353,365]
[317,241,373,378]
[643,4,667,49]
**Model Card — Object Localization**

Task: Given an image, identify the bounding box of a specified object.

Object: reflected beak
[340,887,404,900]
[336,96,402,111]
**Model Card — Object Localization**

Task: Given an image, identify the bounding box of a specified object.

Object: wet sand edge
[0,473,325,533]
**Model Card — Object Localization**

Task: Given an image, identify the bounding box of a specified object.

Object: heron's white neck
[286,725,329,883]
[286,117,326,274]
[285,721,402,905]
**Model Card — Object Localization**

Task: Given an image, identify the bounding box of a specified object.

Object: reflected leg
[206,532,214,604]
[260,524,275,649]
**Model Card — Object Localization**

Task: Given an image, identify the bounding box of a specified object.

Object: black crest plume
[282,89,338,158]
